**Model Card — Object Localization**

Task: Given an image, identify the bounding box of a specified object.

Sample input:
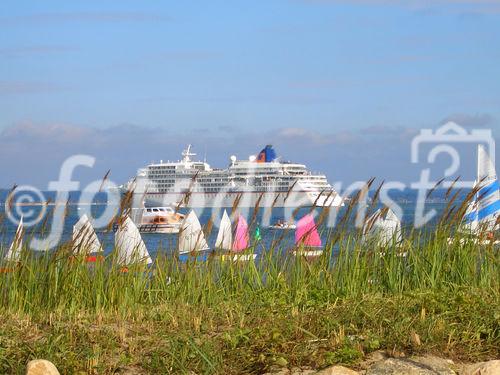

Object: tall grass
[0,186,498,374]
[0,221,497,319]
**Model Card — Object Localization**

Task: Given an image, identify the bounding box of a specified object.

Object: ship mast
[182,144,196,163]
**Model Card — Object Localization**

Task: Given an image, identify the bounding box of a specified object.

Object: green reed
[0,223,498,315]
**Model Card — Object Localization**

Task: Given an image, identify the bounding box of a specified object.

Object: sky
[1,0,500,189]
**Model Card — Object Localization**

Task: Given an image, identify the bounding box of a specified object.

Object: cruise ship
[123,145,343,208]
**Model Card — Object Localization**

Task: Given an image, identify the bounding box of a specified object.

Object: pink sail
[232,215,249,252]
[295,214,322,247]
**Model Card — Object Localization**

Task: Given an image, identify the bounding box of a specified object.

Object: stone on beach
[253,356,499,375]
[462,360,500,375]
[26,359,60,375]
[315,365,360,374]
[366,357,456,375]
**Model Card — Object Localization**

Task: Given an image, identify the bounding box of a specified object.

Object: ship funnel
[257,145,277,163]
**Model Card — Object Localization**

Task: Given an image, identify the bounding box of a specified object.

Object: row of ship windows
[147,172,300,179]
[146,168,316,174]
[148,167,306,172]
[145,178,327,185]
[147,172,299,177]
[146,178,310,185]
[146,181,328,188]
[147,180,327,186]
[148,171,176,175]
[149,182,293,188]
[148,187,294,193]
[147,171,310,177]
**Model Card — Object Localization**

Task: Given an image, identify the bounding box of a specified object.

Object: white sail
[215,210,232,251]
[474,145,500,231]
[461,146,500,234]
[363,208,402,247]
[179,210,210,254]
[115,216,152,265]
[72,214,102,255]
[5,216,24,262]
[478,144,496,184]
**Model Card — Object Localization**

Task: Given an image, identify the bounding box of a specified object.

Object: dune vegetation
[0,189,498,374]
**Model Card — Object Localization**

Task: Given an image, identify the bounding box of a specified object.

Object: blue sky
[1,0,500,188]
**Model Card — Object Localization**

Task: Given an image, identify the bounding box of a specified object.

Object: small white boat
[220,253,257,261]
[448,236,500,246]
[269,220,296,230]
[115,216,152,266]
[136,206,185,234]
[292,249,323,257]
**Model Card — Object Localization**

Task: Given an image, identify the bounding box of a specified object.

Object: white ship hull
[141,190,343,208]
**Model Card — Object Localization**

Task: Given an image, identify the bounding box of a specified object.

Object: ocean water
[0,189,465,259]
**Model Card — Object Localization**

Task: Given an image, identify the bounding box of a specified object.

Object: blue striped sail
[464,145,500,232]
